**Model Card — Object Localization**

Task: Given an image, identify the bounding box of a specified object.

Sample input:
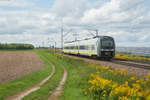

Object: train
[63,36,115,60]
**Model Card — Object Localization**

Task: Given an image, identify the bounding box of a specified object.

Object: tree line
[0,43,34,50]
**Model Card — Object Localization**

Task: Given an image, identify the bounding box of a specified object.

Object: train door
[89,45,92,56]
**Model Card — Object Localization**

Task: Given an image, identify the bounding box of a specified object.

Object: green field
[22,50,94,100]
[22,50,64,100]
[0,50,150,100]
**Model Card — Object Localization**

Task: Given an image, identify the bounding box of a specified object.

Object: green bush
[0,43,34,50]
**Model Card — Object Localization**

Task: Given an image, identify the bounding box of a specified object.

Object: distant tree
[0,43,34,50]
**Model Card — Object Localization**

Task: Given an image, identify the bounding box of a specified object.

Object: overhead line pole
[61,25,63,54]
[95,29,98,37]
[60,19,72,54]
[55,42,56,53]
[87,29,99,37]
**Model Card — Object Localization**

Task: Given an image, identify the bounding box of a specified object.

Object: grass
[22,49,96,100]
[1,49,149,100]
[53,53,150,100]
[60,57,96,100]
[22,50,64,100]
[59,56,130,100]
[0,50,52,100]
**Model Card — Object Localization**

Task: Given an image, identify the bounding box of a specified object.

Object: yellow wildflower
[136,80,140,83]
[124,81,129,87]
[119,96,130,100]
[132,83,141,90]
[144,90,150,97]
[88,86,94,91]
[146,73,150,79]
[103,94,106,97]
[137,92,143,97]
[136,98,140,100]
[90,74,95,78]
[84,91,88,95]
[130,76,136,81]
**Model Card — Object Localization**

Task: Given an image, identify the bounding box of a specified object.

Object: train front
[99,36,115,59]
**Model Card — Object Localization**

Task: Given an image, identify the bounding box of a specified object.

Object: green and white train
[63,36,115,59]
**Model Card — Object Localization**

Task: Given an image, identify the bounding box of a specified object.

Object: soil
[5,59,55,100]
[0,51,45,84]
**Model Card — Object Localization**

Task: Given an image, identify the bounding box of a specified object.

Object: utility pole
[95,29,98,37]
[55,42,56,53]
[60,19,72,54]
[42,41,44,48]
[47,38,49,49]
[61,24,63,54]
[73,33,78,41]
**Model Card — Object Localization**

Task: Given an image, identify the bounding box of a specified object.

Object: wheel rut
[5,55,55,100]
[48,67,67,100]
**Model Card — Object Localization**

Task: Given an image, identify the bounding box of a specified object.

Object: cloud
[51,0,105,18]
[0,9,60,35]
[0,0,34,7]
[0,0,150,47]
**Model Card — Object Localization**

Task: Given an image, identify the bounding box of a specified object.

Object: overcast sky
[0,0,150,47]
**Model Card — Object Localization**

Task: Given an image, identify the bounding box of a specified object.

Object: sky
[0,0,150,47]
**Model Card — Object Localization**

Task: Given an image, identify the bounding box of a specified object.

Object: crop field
[0,51,45,83]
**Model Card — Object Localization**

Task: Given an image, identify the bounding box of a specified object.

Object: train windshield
[101,38,114,49]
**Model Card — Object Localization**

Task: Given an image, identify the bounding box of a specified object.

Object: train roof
[64,36,113,44]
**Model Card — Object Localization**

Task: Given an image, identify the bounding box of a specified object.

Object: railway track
[64,54,150,70]
[111,59,150,70]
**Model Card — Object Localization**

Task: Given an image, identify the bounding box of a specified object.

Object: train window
[79,45,83,49]
[80,45,85,49]
[101,38,114,49]
[92,45,95,50]
[79,45,88,50]
[74,46,78,49]
[70,46,73,49]
[64,46,68,49]
[85,46,88,50]
[68,46,70,49]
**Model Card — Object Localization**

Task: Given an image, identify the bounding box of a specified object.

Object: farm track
[5,55,55,100]
[48,67,67,100]
[64,54,150,77]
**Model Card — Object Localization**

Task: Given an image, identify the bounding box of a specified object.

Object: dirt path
[48,67,67,100]
[5,56,55,100]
